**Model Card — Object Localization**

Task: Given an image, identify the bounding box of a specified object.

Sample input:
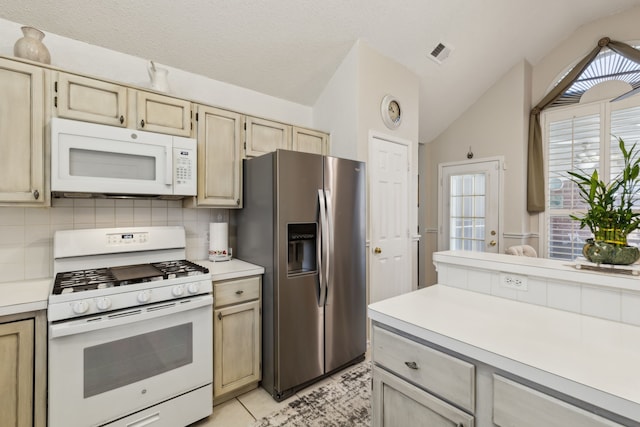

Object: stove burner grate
[52,260,209,295]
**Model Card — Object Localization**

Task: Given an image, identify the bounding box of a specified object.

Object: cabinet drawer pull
[33,189,40,200]
[120,115,124,124]
[140,119,145,128]
[235,290,244,295]
[404,361,419,370]
[217,312,222,320]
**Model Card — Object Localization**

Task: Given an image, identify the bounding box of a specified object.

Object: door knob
[489,240,497,246]
[374,247,382,254]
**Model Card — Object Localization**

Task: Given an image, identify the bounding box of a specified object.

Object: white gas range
[48,226,213,427]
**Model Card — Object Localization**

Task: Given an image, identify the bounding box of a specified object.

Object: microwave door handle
[165,146,173,186]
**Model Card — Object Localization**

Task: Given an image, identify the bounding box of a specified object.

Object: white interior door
[439,159,502,253]
[369,135,411,304]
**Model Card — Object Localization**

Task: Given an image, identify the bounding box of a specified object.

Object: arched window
[543,44,640,260]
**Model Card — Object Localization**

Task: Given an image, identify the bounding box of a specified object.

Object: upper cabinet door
[245,116,291,157]
[55,72,128,127]
[292,126,329,155]
[193,105,243,208]
[135,91,192,137]
[0,59,46,205]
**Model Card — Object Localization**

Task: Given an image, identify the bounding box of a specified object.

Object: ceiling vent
[428,42,453,64]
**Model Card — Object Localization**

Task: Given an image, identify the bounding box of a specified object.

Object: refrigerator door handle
[324,189,334,306]
[317,189,328,307]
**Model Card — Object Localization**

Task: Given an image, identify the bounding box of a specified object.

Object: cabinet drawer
[493,375,623,427]
[373,326,475,413]
[214,276,260,307]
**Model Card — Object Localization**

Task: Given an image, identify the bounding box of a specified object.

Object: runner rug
[250,362,371,427]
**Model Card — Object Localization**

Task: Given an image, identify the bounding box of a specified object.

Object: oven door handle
[49,295,213,338]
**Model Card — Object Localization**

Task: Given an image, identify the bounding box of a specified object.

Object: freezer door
[324,156,366,372]
[275,150,324,394]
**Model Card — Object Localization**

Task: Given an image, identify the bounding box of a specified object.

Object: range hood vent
[428,42,454,64]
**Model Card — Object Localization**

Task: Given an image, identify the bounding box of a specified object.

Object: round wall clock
[380,94,402,129]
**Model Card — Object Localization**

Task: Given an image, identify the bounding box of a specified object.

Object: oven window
[70,148,156,180]
[84,323,193,398]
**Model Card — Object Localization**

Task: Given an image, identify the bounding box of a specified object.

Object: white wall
[313,42,359,159]
[423,6,640,286]
[0,18,313,127]
[425,60,532,284]
[315,40,421,292]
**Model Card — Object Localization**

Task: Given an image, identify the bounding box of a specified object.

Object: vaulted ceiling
[1,0,640,142]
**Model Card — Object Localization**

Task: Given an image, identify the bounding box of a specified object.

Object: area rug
[250,362,371,427]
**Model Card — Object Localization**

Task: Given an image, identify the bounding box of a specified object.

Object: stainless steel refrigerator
[236,149,366,401]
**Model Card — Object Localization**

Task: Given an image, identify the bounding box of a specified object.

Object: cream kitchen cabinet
[213,275,261,403]
[133,90,192,137]
[244,116,292,157]
[186,105,243,208]
[54,72,193,137]
[54,72,128,127]
[292,126,329,155]
[0,58,47,206]
[0,311,47,427]
[373,366,475,427]
[493,375,624,427]
[372,325,475,427]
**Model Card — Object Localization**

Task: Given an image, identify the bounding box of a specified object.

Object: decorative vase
[14,26,51,64]
[582,238,640,265]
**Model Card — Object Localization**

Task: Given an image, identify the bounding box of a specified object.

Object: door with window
[439,159,501,253]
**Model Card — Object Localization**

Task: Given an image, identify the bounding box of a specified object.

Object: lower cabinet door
[213,300,261,398]
[372,365,474,427]
[0,319,34,427]
[493,375,624,427]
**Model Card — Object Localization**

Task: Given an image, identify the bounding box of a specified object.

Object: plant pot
[582,238,640,265]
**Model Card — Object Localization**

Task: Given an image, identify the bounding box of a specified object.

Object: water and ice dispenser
[287,223,317,276]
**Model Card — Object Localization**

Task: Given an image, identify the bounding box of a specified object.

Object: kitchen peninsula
[369,250,640,427]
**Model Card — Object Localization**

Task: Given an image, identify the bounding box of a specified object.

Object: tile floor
[191,354,370,427]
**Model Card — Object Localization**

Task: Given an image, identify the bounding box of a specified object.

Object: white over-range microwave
[51,118,197,198]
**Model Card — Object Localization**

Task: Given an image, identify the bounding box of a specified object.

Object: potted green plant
[568,136,640,264]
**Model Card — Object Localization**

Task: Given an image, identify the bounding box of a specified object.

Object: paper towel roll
[209,222,230,261]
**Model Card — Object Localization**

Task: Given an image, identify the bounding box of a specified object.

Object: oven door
[48,295,213,427]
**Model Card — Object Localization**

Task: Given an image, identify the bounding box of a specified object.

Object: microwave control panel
[173,146,197,196]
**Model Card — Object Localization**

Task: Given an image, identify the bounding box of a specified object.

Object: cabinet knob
[119,115,124,124]
[140,119,145,128]
[374,247,382,254]
[236,290,244,295]
[404,361,419,370]
[33,189,39,200]
[217,312,222,320]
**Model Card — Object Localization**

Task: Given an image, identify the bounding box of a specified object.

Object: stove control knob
[172,285,184,297]
[72,300,89,315]
[137,290,151,303]
[95,297,112,311]
[187,283,200,294]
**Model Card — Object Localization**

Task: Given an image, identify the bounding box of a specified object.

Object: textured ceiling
[1,0,640,142]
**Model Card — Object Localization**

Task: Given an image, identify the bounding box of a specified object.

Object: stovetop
[52,260,209,295]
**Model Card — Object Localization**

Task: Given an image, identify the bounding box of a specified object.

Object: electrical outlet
[500,273,528,291]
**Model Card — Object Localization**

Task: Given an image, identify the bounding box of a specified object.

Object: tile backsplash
[0,198,230,282]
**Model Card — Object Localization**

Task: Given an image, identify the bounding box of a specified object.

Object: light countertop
[368,285,640,422]
[0,278,51,317]
[193,258,264,282]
